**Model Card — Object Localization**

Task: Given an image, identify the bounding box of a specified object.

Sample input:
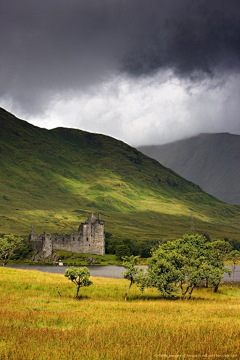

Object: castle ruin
[29,212,105,257]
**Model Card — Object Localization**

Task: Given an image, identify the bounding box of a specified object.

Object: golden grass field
[0,267,240,360]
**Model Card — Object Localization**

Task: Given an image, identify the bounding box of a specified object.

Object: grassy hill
[138,133,240,205]
[1,107,240,244]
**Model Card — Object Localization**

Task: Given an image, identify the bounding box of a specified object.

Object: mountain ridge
[1,108,240,244]
[138,132,240,205]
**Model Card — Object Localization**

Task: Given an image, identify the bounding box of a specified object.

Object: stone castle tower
[29,212,105,257]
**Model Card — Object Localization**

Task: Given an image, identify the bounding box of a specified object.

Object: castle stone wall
[29,238,43,252]
[42,233,53,258]
[29,213,105,257]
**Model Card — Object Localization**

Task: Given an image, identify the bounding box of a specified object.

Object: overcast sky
[1,0,240,146]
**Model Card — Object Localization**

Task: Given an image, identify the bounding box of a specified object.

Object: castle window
[86,237,88,241]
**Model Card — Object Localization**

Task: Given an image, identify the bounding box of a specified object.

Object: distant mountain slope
[1,108,240,243]
[138,133,240,205]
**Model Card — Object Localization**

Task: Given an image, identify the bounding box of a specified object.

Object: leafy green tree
[0,235,25,266]
[140,240,154,258]
[105,237,126,254]
[227,238,240,252]
[64,267,92,298]
[106,236,144,256]
[202,231,211,242]
[228,250,240,288]
[146,251,183,298]
[142,234,231,299]
[206,240,232,292]
[122,255,144,301]
[116,244,131,260]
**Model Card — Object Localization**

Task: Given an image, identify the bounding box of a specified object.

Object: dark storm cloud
[0,0,132,111]
[122,0,240,79]
[1,0,240,113]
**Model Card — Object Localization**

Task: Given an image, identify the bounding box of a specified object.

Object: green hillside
[0,107,240,244]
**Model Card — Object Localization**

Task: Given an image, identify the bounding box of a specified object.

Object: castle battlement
[29,212,105,257]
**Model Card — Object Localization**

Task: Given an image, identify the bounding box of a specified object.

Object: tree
[227,238,240,252]
[140,239,160,258]
[142,234,232,299]
[228,250,240,288]
[202,231,211,242]
[122,255,144,301]
[64,267,92,298]
[0,235,25,266]
[206,240,232,292]
[116,244,131,260]
[146,252,183,298]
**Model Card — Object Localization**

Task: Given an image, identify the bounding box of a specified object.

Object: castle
[29,212,105,257]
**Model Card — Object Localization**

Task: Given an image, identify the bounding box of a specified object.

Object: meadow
[0,267,240,359]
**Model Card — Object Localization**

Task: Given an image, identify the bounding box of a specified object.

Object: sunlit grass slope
[0,267,240,359]
[1,107,240,242]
